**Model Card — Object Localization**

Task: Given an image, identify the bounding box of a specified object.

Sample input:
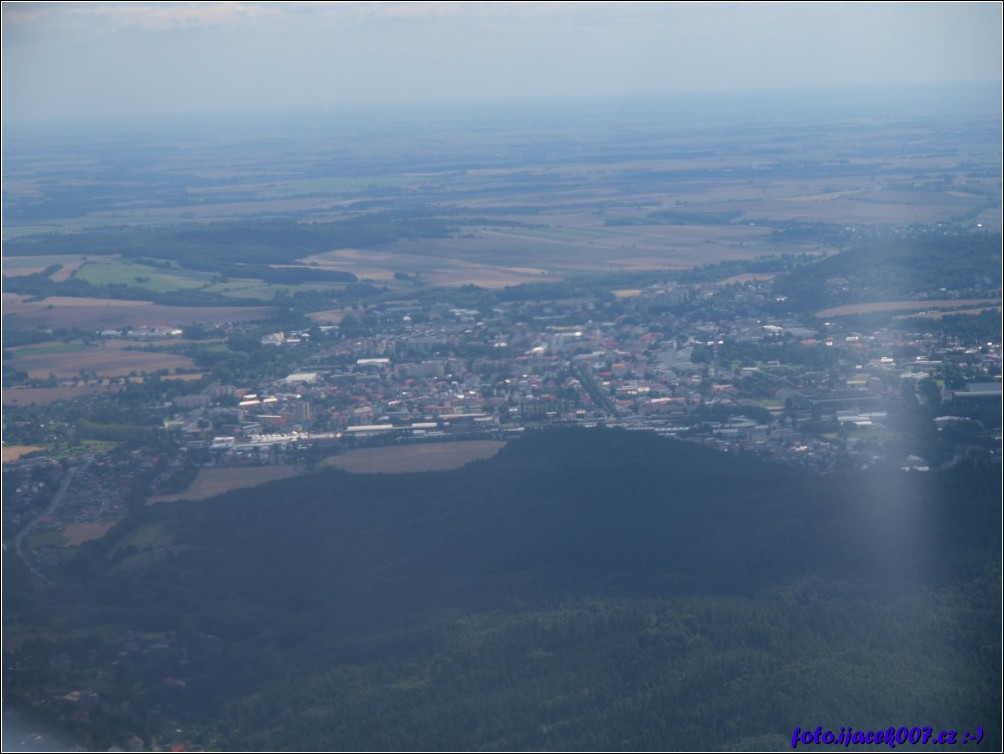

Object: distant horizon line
[4,78,1001,133]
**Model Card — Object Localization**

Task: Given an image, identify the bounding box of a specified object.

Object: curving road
[12,466,78,586]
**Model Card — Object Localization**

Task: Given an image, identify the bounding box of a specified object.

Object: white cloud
[3,1,999,122]
[280,1,647,23]
[65,2,277,31]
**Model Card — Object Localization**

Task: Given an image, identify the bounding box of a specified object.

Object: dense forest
[3,215,455,269]
[771,232,1001,311]
[4,429,999,751]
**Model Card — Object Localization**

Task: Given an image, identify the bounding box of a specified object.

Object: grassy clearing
[199,281,277,300]
[81,441,119,452]
[108,522,180,570]
[23,530,74,566]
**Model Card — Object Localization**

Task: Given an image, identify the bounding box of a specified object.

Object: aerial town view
[3,3,1001,752]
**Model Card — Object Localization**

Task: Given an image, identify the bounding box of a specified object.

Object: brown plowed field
[323,440,506,473]
[148,465,304,503]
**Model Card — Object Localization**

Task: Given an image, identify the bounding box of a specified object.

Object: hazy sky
[2,1,1001,123]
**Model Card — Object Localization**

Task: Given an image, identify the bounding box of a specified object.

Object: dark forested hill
[5,429,1000,751]
[771,232,1001,311]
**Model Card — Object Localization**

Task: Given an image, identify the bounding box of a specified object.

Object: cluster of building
[165,279,1001,471]
[3,446,193,577]
[5,276,998,573]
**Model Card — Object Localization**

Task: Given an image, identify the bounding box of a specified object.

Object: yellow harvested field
[613,289,643,298]
[149,464,304,503]
[2,293,276,329]
[719,273,778,284]
[323,440,506,474]
[2,265,49,277]
[49,259,89,282]
[817,299,1001,317]
[299,248,553,289]
[896,306,1001,320]
[3,386,119,406]
[2,445,46,463]
[2,255,94,279]
[11,346,197,379]
[24,295,152,307]
[307,309,346,325]
[63,521,117,546]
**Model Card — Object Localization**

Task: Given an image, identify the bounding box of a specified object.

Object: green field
[74,260,212,292]
[22,530,75,567]
[70,259,348,301]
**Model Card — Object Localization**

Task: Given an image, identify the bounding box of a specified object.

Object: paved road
[13,466,77,586]
[571,363,619,417]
